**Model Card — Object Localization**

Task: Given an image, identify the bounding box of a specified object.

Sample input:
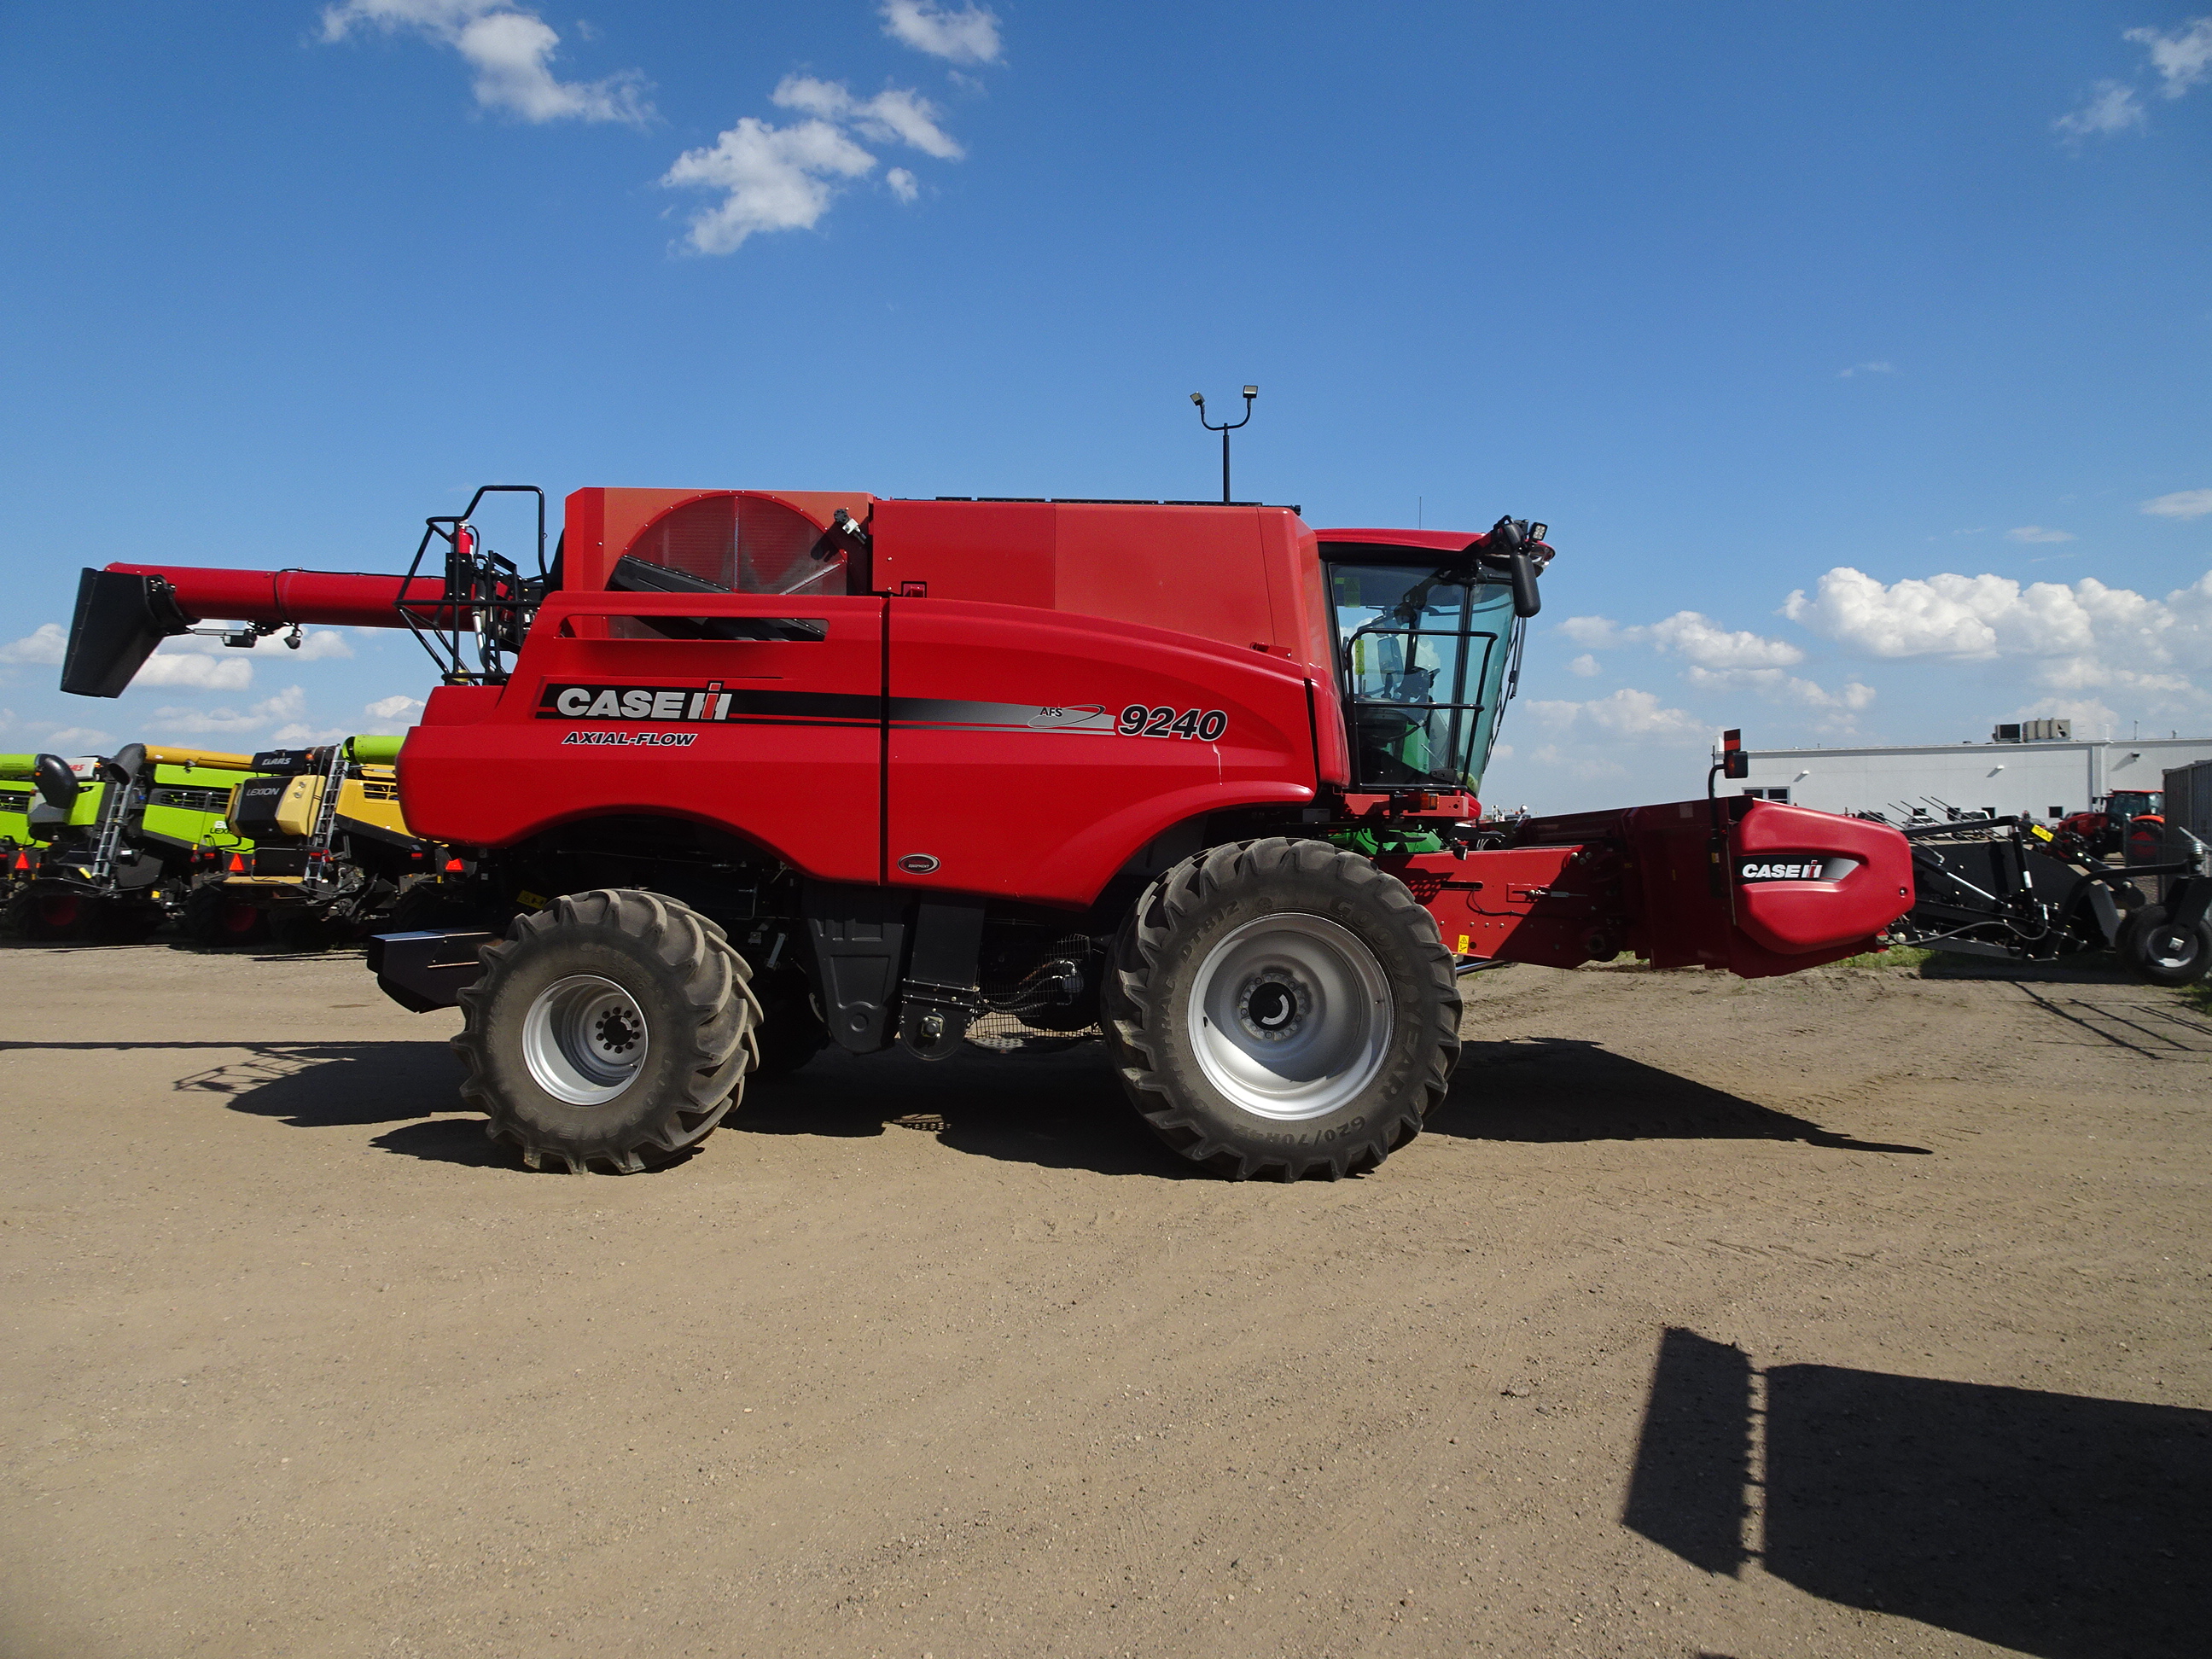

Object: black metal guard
[395,485,546,685]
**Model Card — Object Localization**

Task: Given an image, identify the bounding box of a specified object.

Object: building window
[1740,787,1791,803]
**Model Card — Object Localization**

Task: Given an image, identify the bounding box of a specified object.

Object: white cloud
[145,686,310,736]
[1524,688,1707,742]
[1523,744,1628,783]
[667,75,975,253]
[293,629,357,661]
[320,0,650,125]
[880,0,1001,64]
[366,694,428,722]
[2144,488,2212,521]
[2055,79,2146,138]
[2005,525,2075,544]
[773,77,963,159]
[1683,665,1876,714]
[269,722,356,745]
[1644,611,1805,670]
[38,726,111,751]
[1567,653,1601,678]
[1783,565,2212,714]
[1553,610,1802,668]
[1837,361,1895,378]
[2014,696,2122,733]
[1557,616,1621,648]
[0,623,67,666]
[2127,16,2212,98]
[133,652,255,691]
[662,117,877,253]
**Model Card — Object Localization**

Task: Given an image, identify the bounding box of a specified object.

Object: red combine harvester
[61,486,1912,1179]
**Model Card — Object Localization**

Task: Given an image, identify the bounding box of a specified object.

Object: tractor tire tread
[453,888,758,1173]
[1102,836,1460,1181]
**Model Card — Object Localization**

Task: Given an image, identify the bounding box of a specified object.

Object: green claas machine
[189,734,434,949]
[3,744,259,941]
[2,751,86,902]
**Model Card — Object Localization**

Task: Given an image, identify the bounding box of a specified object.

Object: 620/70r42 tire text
[453,888,760,1173]
[1103,837,1461,1180]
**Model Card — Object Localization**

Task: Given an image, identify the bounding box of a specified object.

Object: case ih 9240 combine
[60,486,1913,1179]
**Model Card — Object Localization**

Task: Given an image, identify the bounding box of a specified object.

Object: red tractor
[61,486,1913,1179]
[2057,789,2166,862]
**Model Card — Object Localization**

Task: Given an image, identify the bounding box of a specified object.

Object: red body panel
[1727,800,1913,959]
[884,600,1319,904]
[400,591,887,883]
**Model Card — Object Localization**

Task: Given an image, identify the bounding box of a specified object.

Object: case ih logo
[541,683,744,722]
[1737,857,1851,882]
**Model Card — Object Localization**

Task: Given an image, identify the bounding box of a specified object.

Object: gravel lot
[3,938,2208,1658]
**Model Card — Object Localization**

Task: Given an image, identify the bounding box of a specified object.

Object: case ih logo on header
[1737,856,1856,883]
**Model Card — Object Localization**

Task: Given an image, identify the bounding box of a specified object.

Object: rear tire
[2118,904,2211,987]
[183,882,268,947]
[268,907,341,953]
[9,889,90,941]
[1102,837,1460,1180]
[454,888,760,1173]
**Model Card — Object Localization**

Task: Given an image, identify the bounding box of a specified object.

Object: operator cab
[2108,789,2163,819]
[1319,521,1548,795]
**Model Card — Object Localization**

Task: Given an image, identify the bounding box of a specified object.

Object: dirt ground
[3,938,2208,1659]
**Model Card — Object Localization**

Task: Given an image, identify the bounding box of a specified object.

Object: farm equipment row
[3,736,445,946]
[54,483,1930,1181]
[1886,810,2211,986]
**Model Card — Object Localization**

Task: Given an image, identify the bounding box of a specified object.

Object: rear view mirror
[1508,550,1541,618]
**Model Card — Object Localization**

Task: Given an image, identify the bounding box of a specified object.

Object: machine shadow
[1624,1327,2212,1659]
[143,1032,1181,1179]
[172,1039,515,1169]
[734,1044,1196,1179]
[1431,1037,1930,1153]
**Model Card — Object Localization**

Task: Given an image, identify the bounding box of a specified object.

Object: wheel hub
[2148,928,2192,968]
[1187,913,1394,1121]
[522,975,649,1106]
[1236,973,1312,1041]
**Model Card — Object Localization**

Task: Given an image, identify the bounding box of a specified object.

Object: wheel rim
[1186,912,1394,1121]
[41,895,79,929]
[222,902,260,935]
[2145,927,2199,972]
[522,975,649,1106]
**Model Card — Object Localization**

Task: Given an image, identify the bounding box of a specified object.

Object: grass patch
[1834,945,1936,971]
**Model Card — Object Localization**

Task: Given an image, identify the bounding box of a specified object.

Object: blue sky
[2,2,2207,809]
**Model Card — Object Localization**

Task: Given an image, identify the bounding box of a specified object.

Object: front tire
[1103,838,1460,1180]
[454,889,760,1173]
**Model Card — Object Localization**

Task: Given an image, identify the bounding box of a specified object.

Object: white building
[1738,729,2212,820]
